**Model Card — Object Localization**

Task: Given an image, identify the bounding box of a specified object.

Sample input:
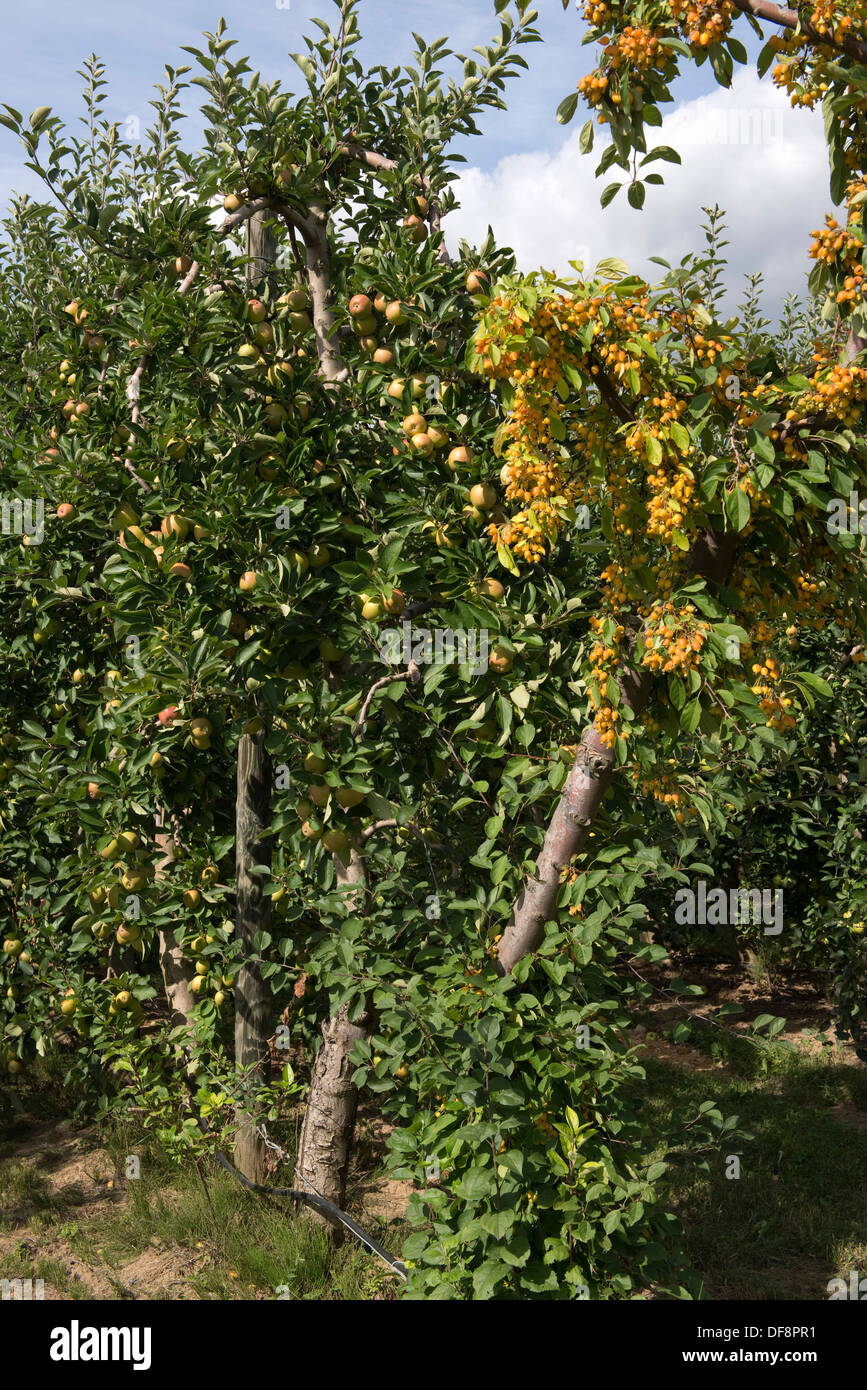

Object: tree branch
[730,0,867,63]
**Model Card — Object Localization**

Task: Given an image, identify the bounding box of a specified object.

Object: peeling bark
[295,845,373,1224]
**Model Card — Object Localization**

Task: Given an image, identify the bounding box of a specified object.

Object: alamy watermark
[1,497,44,544]
[380,623,490,676]
[674,881,783,935]
[827,492,867,534]
[693,107,783,148]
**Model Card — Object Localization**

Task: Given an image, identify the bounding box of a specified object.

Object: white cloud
[446,67,832,319]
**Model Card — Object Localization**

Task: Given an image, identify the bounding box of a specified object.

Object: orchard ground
[2,951,865,1302]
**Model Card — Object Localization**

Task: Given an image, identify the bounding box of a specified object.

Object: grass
[639,1042,867,1299]
[2,1028,865,1300]
[0,1097,407,1300]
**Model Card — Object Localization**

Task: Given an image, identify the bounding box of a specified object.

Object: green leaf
[557,92,579,126]
[579,119,594,154]
[600,182,622,209]
[627,181,646,210]
[639,145,681,167]
[725,486,751,532]
[680,698,701,734]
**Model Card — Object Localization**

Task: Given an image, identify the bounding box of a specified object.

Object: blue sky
[0,0,832,316]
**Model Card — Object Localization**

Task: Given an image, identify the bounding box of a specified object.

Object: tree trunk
[233,731,273,1182]
[295,843,372,1224]
[154,810,196,1027]
[246,209,279,291]
[499,527,738,976]
[230,210,279,1183]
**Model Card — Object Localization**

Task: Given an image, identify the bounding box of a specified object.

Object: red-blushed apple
[448,445,473,471]
[247,298,267,323]
[239,571,258,592]
[349,293,373,317]
[56,503,76,521]
[157,705,178,725]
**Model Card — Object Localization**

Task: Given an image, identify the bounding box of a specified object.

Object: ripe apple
[402,214,427,244]
[304,752,327,774]
[72,669,85,685]
[100,837,120,861]
[411,432,434,456]
[56,503,76,522]
[466,269,488,295]
[386,378,406,401]
[403,412,427,436]
[157,705,178,726]
[223,193,243,213]
[169,562,192,580]
[289,549,310,574]
[448,445,473,471]
[60,996,77,1017]
[174,255,193,277]
[426,425,448,449]
[289,311,312,333]
[470,483,497,510]
[477,577,505,600]
[381,589,405,615]
[489,645,513,674]
[247,298,267,323]
[239,571,258,592]
[385,301,407,326]
[373,348,395,367]
[87,781,101,800]
[429,335,448,358]
[117,830,139,853]
[116,923,141,946]
[201,865,218,885]
[255,323,275,350]
[349,293,373,318]
[189,975,205,994]
[3,939,23,957]
[362,599,383,620]
[308,544,331,568]
[160,513,189,540]
[276,164,298,186]
[301,819,323,841]
[323,828,350,853]
[265,402,288,430]
[308,784,331,807]
[336,788,366,809]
